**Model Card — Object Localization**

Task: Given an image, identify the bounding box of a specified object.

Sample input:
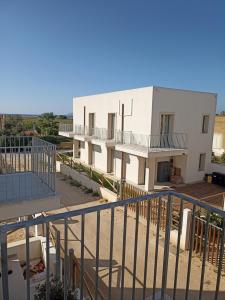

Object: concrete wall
[0,195,60,221]
[57,162,117,201]
[210,162,225,174]
[125,153,139,184]
[151,87,216,183]
[92,143,108,172]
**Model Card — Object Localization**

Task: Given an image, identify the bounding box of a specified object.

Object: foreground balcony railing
[0,191,224,300]
[0,136,56,204]
[116,131,187,150]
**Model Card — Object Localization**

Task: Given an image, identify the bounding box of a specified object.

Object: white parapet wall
[170,208,192,251]
[210,162,225,174]
[56,161,117,202]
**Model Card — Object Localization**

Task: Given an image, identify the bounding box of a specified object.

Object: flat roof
[73,85,217,99]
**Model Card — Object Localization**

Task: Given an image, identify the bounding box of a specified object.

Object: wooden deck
[174,182,225,209]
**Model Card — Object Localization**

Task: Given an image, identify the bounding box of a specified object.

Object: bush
[92,191,100,197]
[34,279,74,300]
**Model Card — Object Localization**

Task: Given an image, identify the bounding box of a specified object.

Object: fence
[56,153,119,194]
[194,216,225,272]
[0,136,56,203]
[1,191,225,300]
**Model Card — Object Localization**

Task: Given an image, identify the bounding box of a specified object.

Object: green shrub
[34,279,74,300]
[92,191,100,197]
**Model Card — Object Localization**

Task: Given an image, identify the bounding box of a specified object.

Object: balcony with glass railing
[116,131,187,154]
[58,123,74,137]
[0,136,59,220]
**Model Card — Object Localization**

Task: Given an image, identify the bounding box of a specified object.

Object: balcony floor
[0,172,54,205]
[115,143,187,158]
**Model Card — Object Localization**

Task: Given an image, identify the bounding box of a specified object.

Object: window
[199,153,206,171]
[202,115,209,133]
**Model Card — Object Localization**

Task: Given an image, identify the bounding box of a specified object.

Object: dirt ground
[45,173,225,300]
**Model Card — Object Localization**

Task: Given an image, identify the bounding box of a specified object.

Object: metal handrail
[0,136,56,202]
[0,190,225,300]
[117,131,187,149]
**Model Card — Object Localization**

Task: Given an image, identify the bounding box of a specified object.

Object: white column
[148,157,156,191]
[73,140,80,158]
[180,208,192,250]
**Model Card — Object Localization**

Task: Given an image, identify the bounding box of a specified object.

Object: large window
[202,115,209,133]
[199,153,206,171]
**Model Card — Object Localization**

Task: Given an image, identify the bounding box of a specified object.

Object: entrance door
[157,161,170,182]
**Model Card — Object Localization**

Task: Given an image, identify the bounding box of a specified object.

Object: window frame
[199,153,206,171]
[202,115,209,134]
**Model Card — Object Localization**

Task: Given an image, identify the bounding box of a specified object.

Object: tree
[37,113,59,136]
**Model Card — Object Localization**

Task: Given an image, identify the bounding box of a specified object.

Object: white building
[60,86,216,191]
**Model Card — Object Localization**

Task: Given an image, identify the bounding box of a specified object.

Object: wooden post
[69,248,75,290]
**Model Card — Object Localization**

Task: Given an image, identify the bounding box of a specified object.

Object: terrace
[0,136,60,220]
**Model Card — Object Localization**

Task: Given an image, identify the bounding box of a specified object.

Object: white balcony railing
[0,136,56,204]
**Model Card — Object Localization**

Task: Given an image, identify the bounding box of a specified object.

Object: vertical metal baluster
[142,200,151,300]
[80,214,85,300]
[1,231,9,300]
[120,205,128,300]
[173,199,184,300]
[214,218,225,300]
[26,226,30,300]
[152,197,162,300]
[199,212,210,300]
[132,202,140,300]
[108,208,115,300]
[95,211,100,300]
[46,222,50,300]
[161,195,173,300]
[55,230,61,281]
[64,218,68,300]
[185,205,196,300]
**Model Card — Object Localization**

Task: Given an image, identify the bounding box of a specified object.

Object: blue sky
[0,0,225,114]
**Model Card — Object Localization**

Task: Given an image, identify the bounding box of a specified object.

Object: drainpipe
[120,104,125,199]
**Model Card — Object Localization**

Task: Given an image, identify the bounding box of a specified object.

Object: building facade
[213,115,225,156]
[60,86,216,191]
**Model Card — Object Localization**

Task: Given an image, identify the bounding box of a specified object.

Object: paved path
[48,173,225,300]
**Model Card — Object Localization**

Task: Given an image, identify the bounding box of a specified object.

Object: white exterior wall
[79,141,88,164]
[73,86,153,135]
[71,86,216,187]
[92,143,108,172]
[151,87,216,183]
[125,154,139,184]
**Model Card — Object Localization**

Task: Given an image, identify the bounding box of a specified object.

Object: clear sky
[0,0,225,114]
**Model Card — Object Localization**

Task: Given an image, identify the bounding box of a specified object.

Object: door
[160,114,174,147]
[89,113,95,136]
[108,113,116,139]
[157,161,170,182]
